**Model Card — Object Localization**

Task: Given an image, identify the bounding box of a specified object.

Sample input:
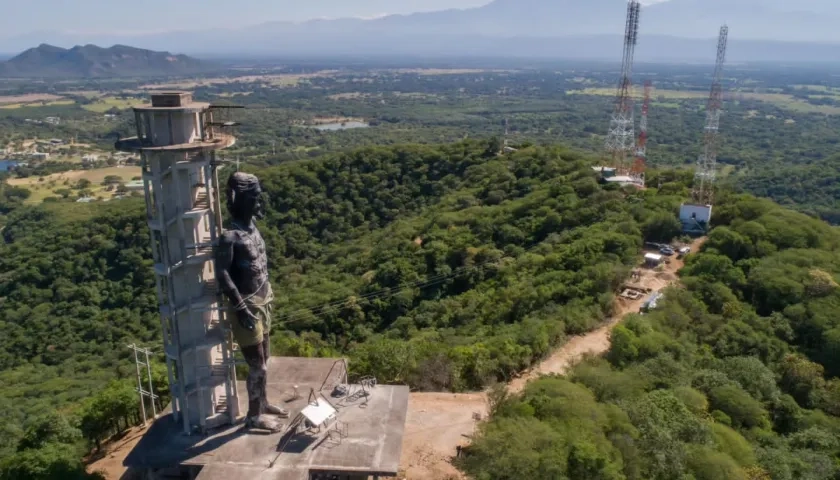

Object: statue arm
[217,232,258,331]
[216,232,244,307]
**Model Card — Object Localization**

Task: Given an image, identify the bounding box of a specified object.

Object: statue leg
[242,340,283,432]
[242,341,267,418]
[261,332,290,418]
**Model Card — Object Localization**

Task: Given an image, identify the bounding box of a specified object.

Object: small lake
[312,121,370,131]
[0,160,18,172]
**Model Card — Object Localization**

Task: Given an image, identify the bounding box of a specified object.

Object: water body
[312,121,370,131]
[0,160,18,172]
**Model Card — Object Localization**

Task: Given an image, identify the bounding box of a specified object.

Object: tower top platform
[114,133,235,153]
[126,92,212,112]
[124,357,410,479]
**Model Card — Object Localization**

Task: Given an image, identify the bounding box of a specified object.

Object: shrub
[709,385,770,430]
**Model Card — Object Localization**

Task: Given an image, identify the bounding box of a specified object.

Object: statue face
[242,184,265,220]
[228,182,265,221]
[251,184,266,220]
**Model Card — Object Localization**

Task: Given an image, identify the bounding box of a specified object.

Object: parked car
[677,246,691,258]
[659,246,675,256]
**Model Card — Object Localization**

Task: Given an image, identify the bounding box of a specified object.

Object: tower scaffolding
[604,0,641,177]
[117,92,242,434]
[680,25,729,234]
[631,80,652,186]
[693,25,728,206]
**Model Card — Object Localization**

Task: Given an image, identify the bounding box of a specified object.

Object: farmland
[80,96,143,113]
[6,166,142,203]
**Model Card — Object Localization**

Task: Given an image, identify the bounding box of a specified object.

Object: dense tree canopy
[0,140,685,477]
[463,194,840,479]
[3,136,839,479]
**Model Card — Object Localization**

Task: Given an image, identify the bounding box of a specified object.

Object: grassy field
[60,90,104,99]
[567,87,707,100]
[139,72,338,90]
[792,85,840,94]
[81,96,141,113]
[7,166,142,204]
[0,99,75,109]
[0,94,65,105]
[733,92,840,115]
[652,101,681,109]
[570,87,840,114]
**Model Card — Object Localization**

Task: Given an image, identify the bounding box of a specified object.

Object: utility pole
[692,25,728,206]
[129,343,160,424]
[604,0,641,176]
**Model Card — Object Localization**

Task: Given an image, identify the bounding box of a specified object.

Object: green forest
[0,139,684,478]
[2,136,840,479]
[462,194,840,479]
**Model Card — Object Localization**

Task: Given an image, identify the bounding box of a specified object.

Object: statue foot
[265,404,290,418]
[246,415,284,433]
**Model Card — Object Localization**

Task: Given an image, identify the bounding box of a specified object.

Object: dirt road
[400,238,706,479]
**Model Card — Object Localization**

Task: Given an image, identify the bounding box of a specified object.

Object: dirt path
[86,425,149,479]
[400,237,707,479]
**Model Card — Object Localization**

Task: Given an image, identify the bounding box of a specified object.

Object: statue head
[226,172,265,221]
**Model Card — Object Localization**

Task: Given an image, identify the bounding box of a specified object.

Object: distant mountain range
[3,0,840,64]
[0,44,207,78]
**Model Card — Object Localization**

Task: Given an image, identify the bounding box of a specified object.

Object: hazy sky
[2,0,674,37]
[2,0,489,36]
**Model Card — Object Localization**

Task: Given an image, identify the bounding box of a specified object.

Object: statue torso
[226,221,270,298]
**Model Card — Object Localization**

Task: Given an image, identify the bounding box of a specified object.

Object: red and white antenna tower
[693,25,728,206]
[631,80,652,184]
[604,0,641,176]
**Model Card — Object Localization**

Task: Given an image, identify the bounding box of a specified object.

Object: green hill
[0,44,208,78]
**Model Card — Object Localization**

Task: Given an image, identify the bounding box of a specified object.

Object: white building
[116,92,239,434]
[605,175,637,186]
[644,253,663,267]
[680,203,713,233]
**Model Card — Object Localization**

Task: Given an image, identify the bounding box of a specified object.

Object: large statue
[216,172,289,432]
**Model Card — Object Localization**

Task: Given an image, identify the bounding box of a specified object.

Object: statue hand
[236,307,258,331]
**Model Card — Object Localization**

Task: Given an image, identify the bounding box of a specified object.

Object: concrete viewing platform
[124,357,409,480]
[115,133,236,153]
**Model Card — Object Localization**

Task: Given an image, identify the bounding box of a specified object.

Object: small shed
[605,175,635,185]
[644,253,663,267]
[125,180,145,191]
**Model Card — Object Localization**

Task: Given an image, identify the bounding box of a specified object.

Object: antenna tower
[604,0,641,175]
[631,80,652,184]
[692,25,728,205]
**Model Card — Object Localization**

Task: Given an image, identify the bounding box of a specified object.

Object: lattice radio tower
[693,25,728,206]
[605,0,641,175]
[631,80,652,185]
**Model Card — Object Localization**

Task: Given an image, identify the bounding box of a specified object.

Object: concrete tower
[116,92,240,434]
